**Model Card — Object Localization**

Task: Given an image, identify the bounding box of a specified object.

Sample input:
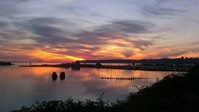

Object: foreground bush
[11,94,113,112]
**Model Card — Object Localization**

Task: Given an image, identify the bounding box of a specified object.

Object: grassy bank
[11,65,199,112]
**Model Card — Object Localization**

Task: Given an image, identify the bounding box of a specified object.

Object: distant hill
[76,58,199,65]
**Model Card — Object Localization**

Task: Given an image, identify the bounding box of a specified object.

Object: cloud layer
[0,0,198,62]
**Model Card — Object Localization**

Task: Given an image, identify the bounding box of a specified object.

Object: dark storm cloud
[156,50,190,58]
[143,6,185,16]
[190,41,199,46]
[0,12,155,60]
[12,18,155,59]
[0,21,9,28]
[100,20,154,34]
[14,17,78,44]
[0,0,197,61]
[156,0,170,5]
[142,0,185,17]
[0,0,26,16]
[59,5,102,17]
[134,40,153,49]
[32,19,154,52]
[76,20,154,38]
[0,16,156,59]
[0,0,103,44]
[74,20,155,47]
[150,45,199,58]
[12,18,154,48]
[0,0,155,49]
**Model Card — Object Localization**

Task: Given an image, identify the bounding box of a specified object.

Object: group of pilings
[52,72,65,80]
[100,76,148,80]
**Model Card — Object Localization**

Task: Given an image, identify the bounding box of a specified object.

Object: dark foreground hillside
[113,65,199,112]
[11,65,199,112]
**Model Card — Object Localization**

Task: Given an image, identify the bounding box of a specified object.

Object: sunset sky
[0,0,199,62]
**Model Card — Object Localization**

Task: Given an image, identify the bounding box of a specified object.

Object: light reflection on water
[0,65,179,112]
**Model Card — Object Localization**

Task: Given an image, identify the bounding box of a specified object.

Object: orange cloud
[28,50,84,62]
[92,45,127,58]
[107,38,134,46]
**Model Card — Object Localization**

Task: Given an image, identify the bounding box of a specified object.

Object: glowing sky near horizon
[0,0,199,62]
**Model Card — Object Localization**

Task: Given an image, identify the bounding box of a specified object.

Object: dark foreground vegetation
[11,65,199,112]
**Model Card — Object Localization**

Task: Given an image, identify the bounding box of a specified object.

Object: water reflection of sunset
[30,67,64,77]
[0,66,181,112]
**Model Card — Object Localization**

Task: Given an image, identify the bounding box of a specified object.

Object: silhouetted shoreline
[19,58,199,71]
[19,64,189,72]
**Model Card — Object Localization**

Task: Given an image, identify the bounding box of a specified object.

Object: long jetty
[19,64,61,67]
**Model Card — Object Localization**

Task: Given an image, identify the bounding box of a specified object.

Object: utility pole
[30,60,31,66]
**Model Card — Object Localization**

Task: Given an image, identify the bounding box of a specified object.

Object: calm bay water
[0,64,180,112]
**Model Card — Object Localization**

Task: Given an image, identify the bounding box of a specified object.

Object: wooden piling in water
[60,72,65,80]
[52,72,58,80]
